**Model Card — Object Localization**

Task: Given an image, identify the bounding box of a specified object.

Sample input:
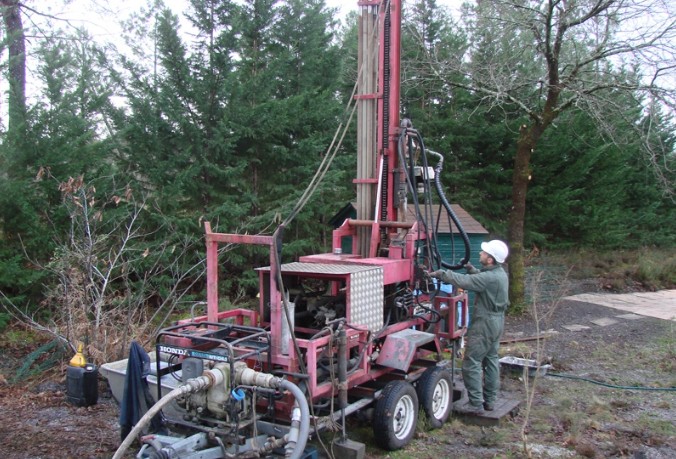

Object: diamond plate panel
[258,262,383,331]
[349,268,383,331]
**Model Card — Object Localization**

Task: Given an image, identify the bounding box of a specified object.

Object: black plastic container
[66,363,99,407]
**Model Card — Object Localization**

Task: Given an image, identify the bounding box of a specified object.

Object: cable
[281,1,383,229]
[273,5,387,457]
[546,372,676,391]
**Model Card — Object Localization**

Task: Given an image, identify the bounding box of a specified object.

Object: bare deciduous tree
[0,173,209,362]
[420,0,676,306]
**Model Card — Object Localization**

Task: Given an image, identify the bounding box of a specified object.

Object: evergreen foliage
[0,0,674,329]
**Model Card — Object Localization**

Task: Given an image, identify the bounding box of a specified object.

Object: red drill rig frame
[135,1,473,456]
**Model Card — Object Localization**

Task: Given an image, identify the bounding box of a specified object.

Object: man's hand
[464,262,475,271]
[426,270,443,279]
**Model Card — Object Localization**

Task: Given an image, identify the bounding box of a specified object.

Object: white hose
[280,380,310,459]
[112,374,216,459]
[113,368,310,459]
[235,368,310,459]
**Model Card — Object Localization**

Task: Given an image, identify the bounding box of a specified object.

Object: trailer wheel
[416,367,453,428]
[373,380,418,450]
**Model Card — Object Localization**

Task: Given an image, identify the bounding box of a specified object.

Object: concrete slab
[590,317,618,327]
[615,313,644,320]
[564,290,676,321]
[562,324,591,331]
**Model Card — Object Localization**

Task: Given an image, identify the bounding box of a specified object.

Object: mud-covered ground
[0,382,121,458]
[1,269,674,459]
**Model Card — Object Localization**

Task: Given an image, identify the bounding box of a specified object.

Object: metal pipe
[337,329,348,440]
[357,3,378,257]
[337,329,348,409]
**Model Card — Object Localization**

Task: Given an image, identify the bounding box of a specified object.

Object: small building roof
[406,204,488,234]
[330,203,488,235]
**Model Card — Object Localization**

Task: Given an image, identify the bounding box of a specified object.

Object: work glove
[464,262,475,272]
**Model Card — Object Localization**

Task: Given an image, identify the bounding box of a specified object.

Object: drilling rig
[105,1,475,458]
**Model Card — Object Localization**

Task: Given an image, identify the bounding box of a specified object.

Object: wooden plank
[452,381,521,427]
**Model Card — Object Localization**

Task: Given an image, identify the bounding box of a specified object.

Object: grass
[635,414,676,437]
[541,247,676,292]
[0,325,41,348]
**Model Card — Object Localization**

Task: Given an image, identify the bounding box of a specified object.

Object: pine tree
[0,28,119,308]
[228,0,347,256]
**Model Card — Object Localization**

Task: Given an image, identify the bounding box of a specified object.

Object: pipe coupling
[235,367,283,388]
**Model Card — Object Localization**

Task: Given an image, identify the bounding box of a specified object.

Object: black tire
[373,380,419,450]
[416,367,453,428]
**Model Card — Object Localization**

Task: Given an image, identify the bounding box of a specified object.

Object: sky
[51,0,464,42]
[15,0,463,108]
[325,0,463,18]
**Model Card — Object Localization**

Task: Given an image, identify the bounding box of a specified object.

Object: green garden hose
[547,372,676,392]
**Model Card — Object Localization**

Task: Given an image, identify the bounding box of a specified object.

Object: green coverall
[435,264,509,408]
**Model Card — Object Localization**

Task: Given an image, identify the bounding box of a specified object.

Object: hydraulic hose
[396,127,436,266]
[112,372,221,459]
[427,149,471,269]
[396,125,470,271]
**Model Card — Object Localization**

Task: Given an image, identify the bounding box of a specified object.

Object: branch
[0,290,72,350]
[420,42,545,124]
[560,0,615,30]
[91,198,147,330]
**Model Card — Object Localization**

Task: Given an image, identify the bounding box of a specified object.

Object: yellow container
[69,343,87,368]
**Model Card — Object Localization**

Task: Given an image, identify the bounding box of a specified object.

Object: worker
[427,239,509,413]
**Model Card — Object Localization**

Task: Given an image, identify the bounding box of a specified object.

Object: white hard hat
[481,240,509,263]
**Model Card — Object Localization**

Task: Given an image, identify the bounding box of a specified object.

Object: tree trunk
[1,0,27,141]
[507,123,541,310]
